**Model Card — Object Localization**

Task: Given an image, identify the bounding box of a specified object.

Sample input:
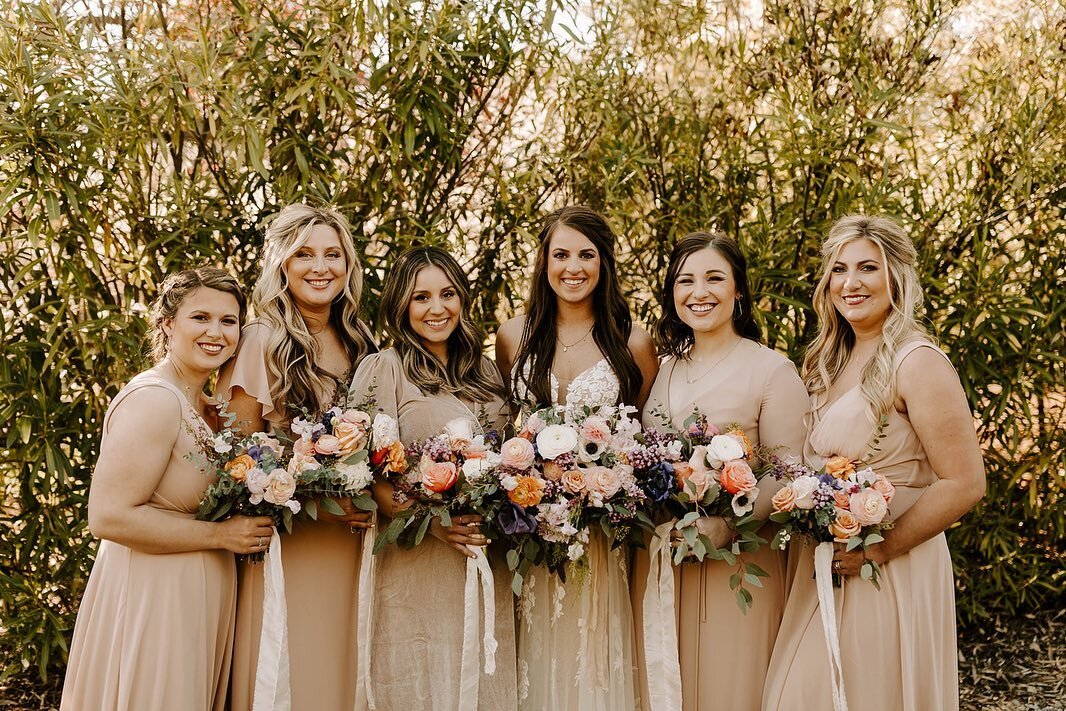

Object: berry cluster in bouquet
[498,405,653,592]
[641,408,772,611]
[194,417,300,562]
[768,454,895,587]
[373,417,502,553]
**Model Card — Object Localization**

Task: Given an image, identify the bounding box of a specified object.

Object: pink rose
[293,437,315,456]
[832,490,852,510]
[340,409,372,427]
[420,460,458,494]
[849,488,889,526]
[579,416,612,445]
[314,434,342,456]
[500,437,536,470]
[561,469,587,495]
[872,476,896,504]
[719,459,757,494]
[680,466,716,500]
[585,465,621,499]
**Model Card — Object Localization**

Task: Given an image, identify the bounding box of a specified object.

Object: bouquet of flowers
[372,417,503,552]
[768,454,895,587]
[497,405,653,591]
[195,422,300,562]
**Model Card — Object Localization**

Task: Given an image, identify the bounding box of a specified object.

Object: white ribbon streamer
[814,541,849,711]
[355,520,377,710]
[253,528,291,711]
[458,546,497,711]
[641,521,683,711]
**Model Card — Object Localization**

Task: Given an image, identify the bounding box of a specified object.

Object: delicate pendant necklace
[685,338,743,384]
[557,324,595,353]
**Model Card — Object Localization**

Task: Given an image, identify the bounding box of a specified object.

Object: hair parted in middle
[654,231,762,358]
[378,245,506,403]
[252,203,376,419]
[512,205,642,407]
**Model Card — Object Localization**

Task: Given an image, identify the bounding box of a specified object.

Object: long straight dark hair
[512,206,642,406]
[655,231,762,358]
[380,246,505,403]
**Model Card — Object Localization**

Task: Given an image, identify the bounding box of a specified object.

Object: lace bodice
[514,358,621,412]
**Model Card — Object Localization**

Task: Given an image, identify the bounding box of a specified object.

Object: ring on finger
[833,560,842,572]
[257,536,264,548]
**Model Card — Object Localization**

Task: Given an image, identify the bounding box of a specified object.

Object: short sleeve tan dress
[348,348,518,710]
[60,374,236,711]
[633,339,809,711]
[218,321,368,711]
[762,340,960,711]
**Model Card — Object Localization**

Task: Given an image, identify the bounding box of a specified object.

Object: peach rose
[872,476,896,504]
[849,488,889,526]
[829,509,862,541]
[500,437,536,470]
[224,454,256,483]
[824,455,856,480]
[832,490,852,509]
[293,436,315,456]
[420,460,458,493]
[314,434,342,456]
[672,461,694,488]
[719,459,757,494]
[771,486,797,513]
[542,460,566,481]
[263,468,298,505]
[585,466,622,499]
[561,469,587,495]
[508,475,546,507]
[333,421,367,455]
[340,409,372,427]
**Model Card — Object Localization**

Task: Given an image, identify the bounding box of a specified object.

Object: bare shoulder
[898,344,958,388]
[497,315,527,346]
[628,324,657,358]
[108,383,183,437]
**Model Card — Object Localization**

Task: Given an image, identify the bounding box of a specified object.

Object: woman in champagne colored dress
[61,268,274,711]
[217,205,377,711]
[496,206,659,711]
[633,232,809,711]
[762,216,985,711]
[349,246,517,710]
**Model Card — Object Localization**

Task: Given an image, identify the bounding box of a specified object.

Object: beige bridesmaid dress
[348,348,518,710]
[762,340,960,711]
[61,374,236,711]
[634,339,809,711]
[218,321,366,711]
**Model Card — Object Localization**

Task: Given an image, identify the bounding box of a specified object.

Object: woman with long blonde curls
[217,204,377,710]
[349,246,517,709]
[763,216,985,711]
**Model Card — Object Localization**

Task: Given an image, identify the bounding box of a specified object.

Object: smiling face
[672,246,739,337]
[407,265,461,360]
[283,224,347,314]
[162,287,241,373]
[545,224,601,305]
[829,238,892,332]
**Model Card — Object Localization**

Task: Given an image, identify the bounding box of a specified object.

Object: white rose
[246,467,269,504]
[706,434,745,467]
[791,475,821,510]
[461,457,494,482]
[536,424,579,460]
[336,461,372,490]
[372,413,400,448]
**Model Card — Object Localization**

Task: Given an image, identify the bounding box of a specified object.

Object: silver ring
[257,537,264,548]
[833,560,841,572]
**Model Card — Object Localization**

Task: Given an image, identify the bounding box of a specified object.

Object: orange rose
[420,461,458,493]
[333,421,367,455]
[561,469,587,495]
[508,475,546,507]
[771,486,797,513]
[224,454,256,483]
[829,509,862,541]
[824,455,856,480]
[542,461,565,481]
[672,461,694,489]
[371,440,407,473]
[719,459,757,494]
[832,490,851,509]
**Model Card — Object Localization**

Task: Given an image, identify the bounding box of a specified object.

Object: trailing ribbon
[814,541,849,711]
[642,521,683,711]
[253,528,291,711]
[458,546,497,711]
[354,520,377,710]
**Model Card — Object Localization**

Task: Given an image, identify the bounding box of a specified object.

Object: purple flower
[498,503,538,536]
[641,461,674,503]
[246,444,263,461]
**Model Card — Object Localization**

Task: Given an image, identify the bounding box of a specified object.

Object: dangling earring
[734,298,744,318]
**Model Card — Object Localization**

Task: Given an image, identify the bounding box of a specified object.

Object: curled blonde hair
[802,215,931,421]
[253,204,375,418]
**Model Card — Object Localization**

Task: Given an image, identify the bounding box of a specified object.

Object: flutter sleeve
[348,350,402,421]
[216,321,280,424]
[758,355,809,460]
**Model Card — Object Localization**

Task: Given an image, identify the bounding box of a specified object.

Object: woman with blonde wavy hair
[217,203,377,710]
[763,215,985,711]
[348,246,517,709]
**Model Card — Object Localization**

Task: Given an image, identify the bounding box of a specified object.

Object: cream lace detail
[514,358,621,412]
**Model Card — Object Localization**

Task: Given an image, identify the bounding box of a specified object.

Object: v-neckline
[550,357,608,406]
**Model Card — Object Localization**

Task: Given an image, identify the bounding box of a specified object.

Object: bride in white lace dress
[496,206,659,711]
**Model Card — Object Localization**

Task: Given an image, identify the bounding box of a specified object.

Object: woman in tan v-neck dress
[763,216,984,711]
[348,247,517,710]
[633,233,808,711]
[217,205,377,711]
[62,268,273,711]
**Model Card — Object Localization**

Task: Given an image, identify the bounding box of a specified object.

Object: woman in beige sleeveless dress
[496,207,659,711]
[348,247,517,709]
[62,268,274,711]
[633,233,808,711]
[216,206,377,710]
[763,216,985,711]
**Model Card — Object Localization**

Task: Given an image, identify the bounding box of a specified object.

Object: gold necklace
[685,338,742,384]
[557,324,595,353]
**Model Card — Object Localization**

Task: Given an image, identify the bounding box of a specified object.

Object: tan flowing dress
[61,374,236,711]
[348,348,518,711]
[762,340,960,711]
[218,321,366,711]
[633,339,809,711]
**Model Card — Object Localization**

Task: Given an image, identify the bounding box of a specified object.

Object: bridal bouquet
[768,455,895,587]
[498,405,653,590]
[373,417,504,552]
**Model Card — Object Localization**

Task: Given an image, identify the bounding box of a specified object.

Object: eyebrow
[833,258,881,266]
[678,268,727,276]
